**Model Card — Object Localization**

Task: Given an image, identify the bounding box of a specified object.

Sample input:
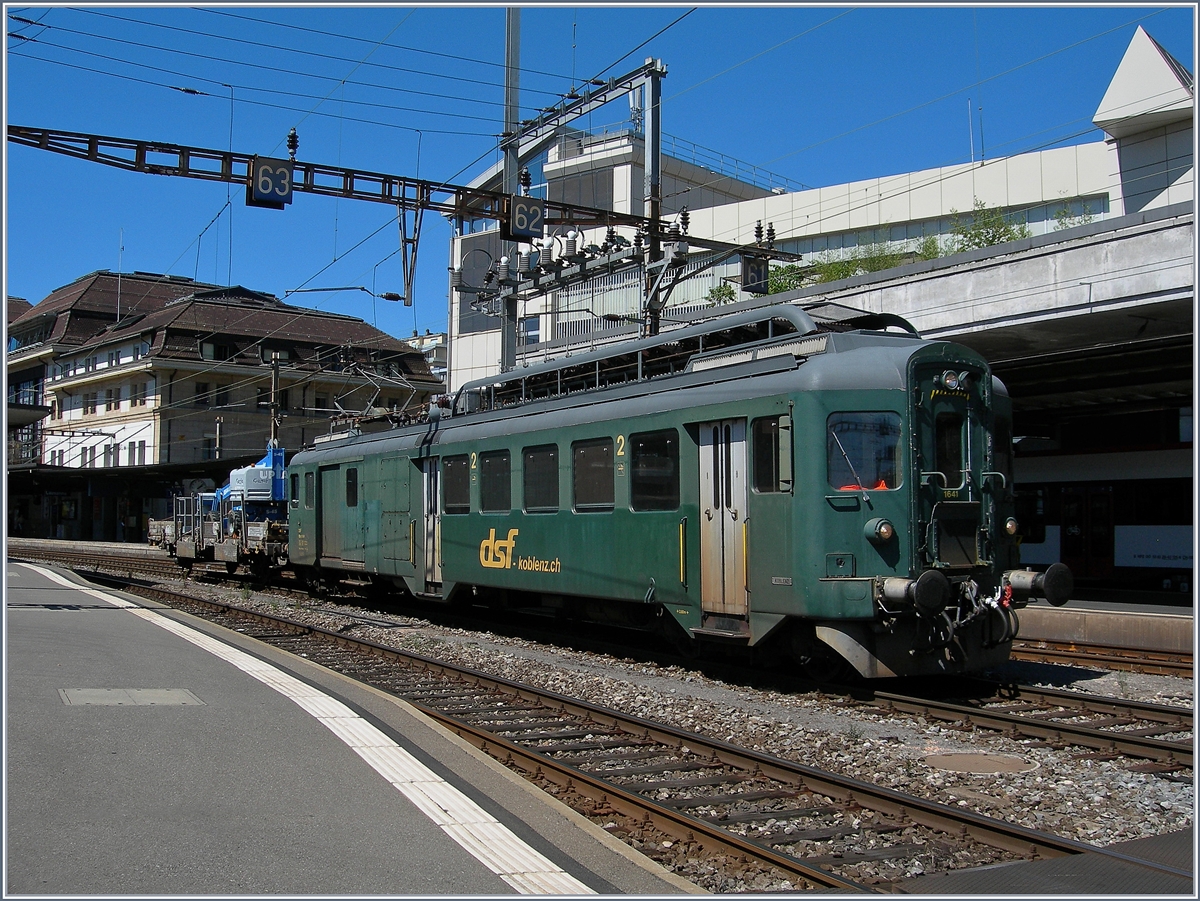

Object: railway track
[854,684,1192,772]
[11,541,1193,775]
[1012,638,1193,678]
[62,570,1191,891]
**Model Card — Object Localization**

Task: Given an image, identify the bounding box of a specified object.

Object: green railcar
[287,305,1070,678]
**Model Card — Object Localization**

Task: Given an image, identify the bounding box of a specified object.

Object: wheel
[659,615,700,659]
[789,625,859,683]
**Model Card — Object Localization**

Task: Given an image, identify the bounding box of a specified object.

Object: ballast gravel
[177,581,1193,855]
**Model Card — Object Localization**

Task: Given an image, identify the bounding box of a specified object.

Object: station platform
[5,560,698,896]
[1017,596,1194,654]
[911,826,1193,894]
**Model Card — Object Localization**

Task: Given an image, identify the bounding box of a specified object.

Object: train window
[480,451,511,513]
[443,455,470,514]
[630,430,679,511]
[573,439,614,511]
[290,473,299,507]
[523,445,559,513]
[827,412,900,491]
[304,471,314,509]
[935,412,964,488]
[752,417,790,493]
[346,468,358,508]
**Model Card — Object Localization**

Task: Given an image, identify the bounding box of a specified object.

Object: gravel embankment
[180,582,1194,851]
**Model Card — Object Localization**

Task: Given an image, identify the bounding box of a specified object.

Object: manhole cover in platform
[59,688,204,706]
[923,753,1037,774]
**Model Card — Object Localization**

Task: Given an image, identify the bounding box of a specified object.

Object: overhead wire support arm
[6,124,660,232]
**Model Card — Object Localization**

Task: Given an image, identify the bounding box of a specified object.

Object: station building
[445,26,1194,599]
[7,270,442,541]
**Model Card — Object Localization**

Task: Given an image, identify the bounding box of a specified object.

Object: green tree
[949,198,1031,252]
[704,282,736,305]
[768,263,810,294]
[1053,201,1096,231]
[915,234,942,260]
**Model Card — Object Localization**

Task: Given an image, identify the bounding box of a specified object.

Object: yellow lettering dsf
[479,528,519,569]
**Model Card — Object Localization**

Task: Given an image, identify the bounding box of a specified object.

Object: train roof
[452,304,920,414]
[291,305,952,462]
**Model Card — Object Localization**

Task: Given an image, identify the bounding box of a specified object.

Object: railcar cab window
[346,468,359,507]
[630,430,679,511]
[573,439,614,511]
[935,412,964,488]
[480,450,511,513]
[827,412,901,491]
[304,471,315,509]
[443,455,470,514]
[523,445,559,512]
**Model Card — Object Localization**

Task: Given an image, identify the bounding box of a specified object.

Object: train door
[1061,485,1114,579]
[698,419,748,618]
[422,458,442,588]
[319,466,342,562]
[380,455,411,567]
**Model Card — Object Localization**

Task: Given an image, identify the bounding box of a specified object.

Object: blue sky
[5,5,1194,341]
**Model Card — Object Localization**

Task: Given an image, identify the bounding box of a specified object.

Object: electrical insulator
[498,257,510,281]
[287,128,299,161]
[450,268,463,288]
[755,220,764,244]
[565,232,578,258]
[766,223,776,249]
[519,167,532,195]
[517,251,531,273]
[668,222,681,242]
[679,207,689,234]
[605,226,616,249]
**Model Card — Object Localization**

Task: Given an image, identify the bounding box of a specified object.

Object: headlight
[865,517,895,543]
[941,370,960,390]
[1005,517,1019,536]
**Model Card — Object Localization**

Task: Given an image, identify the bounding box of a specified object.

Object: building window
[201,341,233,361]
[83,393,98,415]
[137,441,146,465]
[195,382,210,406]
[215,385,230,407]
[519,316,540,346]
[573,439,614,511]
[105,388,117,411]
[108,350,120,368]
[630,430,679,511]
[201,437,215,460]
[257,387,269,408]
[315,394,329,411]
[442,455,471,514]
[523,445,558,513]
[479,450,511,513]
[130,383,147,406]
